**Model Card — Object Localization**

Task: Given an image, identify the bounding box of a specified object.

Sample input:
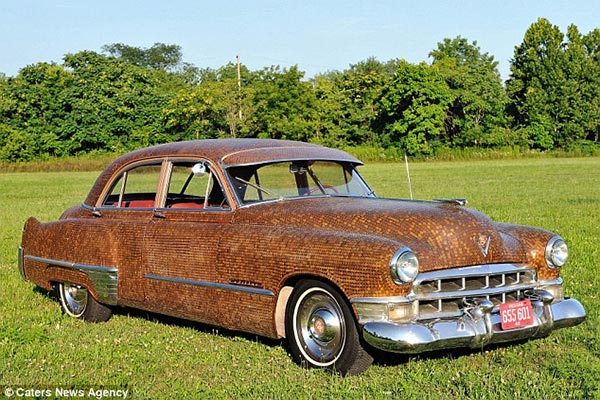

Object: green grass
[1,158,599,399]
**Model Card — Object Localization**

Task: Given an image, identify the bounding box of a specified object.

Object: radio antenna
[404,152,413,200]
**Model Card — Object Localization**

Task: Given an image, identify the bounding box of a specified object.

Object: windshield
[227,161,374,205]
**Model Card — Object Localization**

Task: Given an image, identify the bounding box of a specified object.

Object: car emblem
[476,234,491,257]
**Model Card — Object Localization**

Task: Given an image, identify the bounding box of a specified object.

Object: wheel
[285,280,373,375]
[58,282,112,322]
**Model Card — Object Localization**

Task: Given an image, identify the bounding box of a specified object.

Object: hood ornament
[433,198,468,206]
[475,234,491,257]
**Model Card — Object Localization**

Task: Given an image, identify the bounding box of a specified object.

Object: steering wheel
[308,185,339,195]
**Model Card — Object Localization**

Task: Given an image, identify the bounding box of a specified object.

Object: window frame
[157,159,232,212]
[224,160,374,207]
[98,160,165,209]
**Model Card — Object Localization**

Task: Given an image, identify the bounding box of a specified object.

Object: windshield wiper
[234,176,277,198]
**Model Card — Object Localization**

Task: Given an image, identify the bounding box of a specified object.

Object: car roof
[111,139,360,166]
[84,139,362,206]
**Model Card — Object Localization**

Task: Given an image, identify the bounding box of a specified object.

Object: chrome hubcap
[61,283,88,317]
[295,289,345,365]
[309,309,338,342]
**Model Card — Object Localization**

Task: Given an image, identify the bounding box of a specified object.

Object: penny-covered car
[19,139,586,375]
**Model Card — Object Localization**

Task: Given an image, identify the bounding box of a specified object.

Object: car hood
[233,197,526,271]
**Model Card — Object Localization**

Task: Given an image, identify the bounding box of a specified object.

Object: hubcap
[309,309,338,342]
[61,283,88,317]
[295,289,346,365]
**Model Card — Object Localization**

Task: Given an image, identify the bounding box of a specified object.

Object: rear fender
[20,217,113,304]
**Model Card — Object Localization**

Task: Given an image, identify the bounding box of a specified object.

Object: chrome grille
[414,264,537,320]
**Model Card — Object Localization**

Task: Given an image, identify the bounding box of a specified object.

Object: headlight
[545,236,568,269]
[390,248,419,284]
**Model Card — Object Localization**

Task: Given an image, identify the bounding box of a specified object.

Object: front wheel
[285,280,373,375]
[58,282,112,322]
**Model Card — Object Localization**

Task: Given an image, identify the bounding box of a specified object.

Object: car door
[141,160,234,325]
[95,160,165,303]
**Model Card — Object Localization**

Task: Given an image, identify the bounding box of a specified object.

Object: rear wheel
[58,282,112,322]
[285,280,373,375]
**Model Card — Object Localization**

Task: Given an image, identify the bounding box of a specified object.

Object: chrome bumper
[18,246,27,281]
[362,291,586,353]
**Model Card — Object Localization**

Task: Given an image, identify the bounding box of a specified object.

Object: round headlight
[545,237,568,269]
[390,248,419,284]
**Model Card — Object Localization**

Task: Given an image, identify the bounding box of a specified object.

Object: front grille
[414,264,537,320]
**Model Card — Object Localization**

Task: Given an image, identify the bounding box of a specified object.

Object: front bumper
[362,291,586,353]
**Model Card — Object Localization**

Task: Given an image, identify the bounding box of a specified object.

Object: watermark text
[3,387,129,399]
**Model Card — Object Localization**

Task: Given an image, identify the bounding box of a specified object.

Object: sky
[2,0,599,81]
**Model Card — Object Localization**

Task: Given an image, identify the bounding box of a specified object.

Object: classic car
[19,139,586,375]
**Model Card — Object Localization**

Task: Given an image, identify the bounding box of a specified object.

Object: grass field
[1,158,599,399]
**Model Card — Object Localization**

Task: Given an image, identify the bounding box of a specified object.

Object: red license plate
[499,299,534,330]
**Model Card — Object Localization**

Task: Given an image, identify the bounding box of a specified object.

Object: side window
[102,164,162,208]
[165,162,229,209]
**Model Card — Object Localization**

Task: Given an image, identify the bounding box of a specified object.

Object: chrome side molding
[22,254,118,305]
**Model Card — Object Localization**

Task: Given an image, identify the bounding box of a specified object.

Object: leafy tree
[556,25,588,145]
[581,28,600,142]
[309,72,350,147]
[507,19,565,148]
[162,84,224,140]
[331,57,391,146]
[0,124,35,161]
[430,37,511,147]
[62,51,184,151]
[3,28,600,164]
[380,60,454,154]
[506,18,599,148]
[249,66,318,141]
[102,43,184,71]
[163,62,255,139]
[0,62,74,157]
[163,79,254,140]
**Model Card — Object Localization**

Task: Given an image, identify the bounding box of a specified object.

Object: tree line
[1,18,599,162]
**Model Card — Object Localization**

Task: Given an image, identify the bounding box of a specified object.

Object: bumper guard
[362,289,586,353]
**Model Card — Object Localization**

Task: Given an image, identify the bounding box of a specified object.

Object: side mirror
[289,164,307,175]
[192,163,207,176]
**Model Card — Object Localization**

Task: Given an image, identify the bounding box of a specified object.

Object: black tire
[58,282,112,322]
[285,279,373,375]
